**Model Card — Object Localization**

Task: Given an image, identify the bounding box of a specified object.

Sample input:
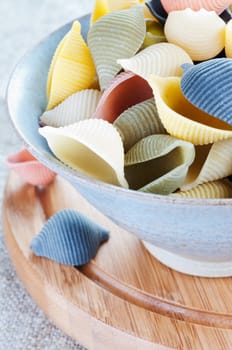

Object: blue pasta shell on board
[181,59,232,126]
[30,209,110,266]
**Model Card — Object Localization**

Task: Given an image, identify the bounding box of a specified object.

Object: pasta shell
[39,119,128,188]
[7,149,56,186]
[164,9,225,61]
[145,1,168,24]
[108,0,144,11]
[172,179,232,199]
[40,89,102,127]
[142,20,167,49]
[47,21,95,110]
[148,76,232,145]
[114,98,166,152]
[125,134,195,194]
[181,138,232,190]
[91,0,110,25]
[94,71,153,123]
[30,209,109,266]
[87,6,146,90]
[160,0,231,14]
[225,19,232,57]
[118,43,193,80]
[143,4,159,20]
[181,59,232,126]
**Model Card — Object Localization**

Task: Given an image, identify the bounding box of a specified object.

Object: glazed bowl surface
[7,14,232,277]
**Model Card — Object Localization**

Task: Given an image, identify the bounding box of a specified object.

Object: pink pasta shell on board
[160,0,231,14]
[7,149,56,186]
[93,71,153,123]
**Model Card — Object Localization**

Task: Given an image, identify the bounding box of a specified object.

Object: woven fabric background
[0,1,93,349]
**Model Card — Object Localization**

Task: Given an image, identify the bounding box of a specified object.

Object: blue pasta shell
[181,58,232,126]
[30,209,109,266]
[145,0,168,25]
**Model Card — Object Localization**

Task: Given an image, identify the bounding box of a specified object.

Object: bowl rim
[6,14,232,208]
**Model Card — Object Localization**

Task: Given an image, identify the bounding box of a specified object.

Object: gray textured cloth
[0,1,94,349]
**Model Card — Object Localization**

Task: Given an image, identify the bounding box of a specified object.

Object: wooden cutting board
[3,171,232,350]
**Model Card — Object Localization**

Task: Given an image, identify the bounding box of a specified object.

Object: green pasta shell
[172,179,232,199]
[125,134,195,194]
[114,98,166,153]
[87,6,146,90]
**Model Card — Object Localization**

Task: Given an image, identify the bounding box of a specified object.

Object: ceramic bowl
[7,15,232,278]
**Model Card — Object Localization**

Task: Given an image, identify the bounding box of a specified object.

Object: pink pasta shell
[7,149,56,186]
[160,0,231,14]
[93,71,153,123]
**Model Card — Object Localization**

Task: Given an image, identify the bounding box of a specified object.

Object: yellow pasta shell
[91,0,110,25]
[225,19,232,58]
[182,138,232,190]
[47,21,95,110]
[39,120,128,188]
[108,0,144,11]
[40,89,102,127]
[172,179,232,199]
[148,76,232,145]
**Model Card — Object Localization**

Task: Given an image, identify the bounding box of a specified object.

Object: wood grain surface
[3,171,232,350]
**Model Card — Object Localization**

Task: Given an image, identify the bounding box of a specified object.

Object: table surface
[0,1,93,349]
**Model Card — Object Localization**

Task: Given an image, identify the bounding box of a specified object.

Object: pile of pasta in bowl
[39,0,232,199]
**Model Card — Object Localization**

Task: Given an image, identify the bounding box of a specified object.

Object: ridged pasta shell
[148,76,232,145]
[143,4,159,20]
[164,9,225,61]
[108,0,145,11]
[125,134,195,194]
[114,98,166,152]
[118,43,193,80]
[160,0,231,14]
[39,119,128,188]
[145,0,168,24]
[181,59,232,126]
[142,20,166,49]
[87,6,146,90]
[40,90,102,127]
[7,149,56,186]
[91,0,109,24]
[94,71,153,123]
[172,179,232,199]
[30,209,109,266]
[47,21,95,110]
[181,138,232,190]
[225,19,232,57]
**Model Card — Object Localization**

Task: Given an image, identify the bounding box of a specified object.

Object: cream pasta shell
[40,89,102,127]
[117,43,193,79]
[164,8,226,61]
[39,119,128,188]
[172,179,232,199]
[181,138,232,190]
[148,76,232,145]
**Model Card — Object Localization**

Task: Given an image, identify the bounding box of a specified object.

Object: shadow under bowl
[7,15,232,278]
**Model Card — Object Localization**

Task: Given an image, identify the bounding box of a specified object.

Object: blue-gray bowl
[7,15,232,277]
